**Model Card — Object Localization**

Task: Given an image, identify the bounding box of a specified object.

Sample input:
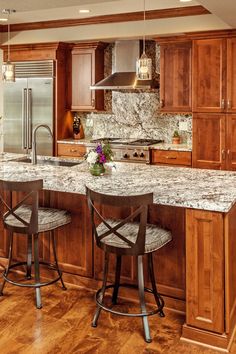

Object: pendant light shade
[2,9,16,83]
[136,0,152,81]
[2,62,15,82]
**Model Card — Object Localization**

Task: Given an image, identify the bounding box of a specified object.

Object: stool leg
[148,253,165,318]
[0,231,14,296]
[92,252,109,328]
[138,255,152,343]
[34,234,42,309]
[26,235,32,280]
[112,255,122,305]
[51,231,67,290]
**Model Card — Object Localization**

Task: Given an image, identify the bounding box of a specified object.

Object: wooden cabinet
[71,42,106,111]
[151,150,192,166]
[185,209,224,333]
[57,143,86,158]
[227,38,236,112]
[192,37,236,113]
[159,41,192,112]
[193,113,236,170]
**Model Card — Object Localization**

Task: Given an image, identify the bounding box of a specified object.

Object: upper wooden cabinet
[71,42,106,112]
[160,41,192,113]
[192,38,236,113]
[192,113,236,170]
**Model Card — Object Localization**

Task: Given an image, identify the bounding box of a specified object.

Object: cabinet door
[192,113,226,169]
[227,38,236,113]
[71,44,105,112]
[226,114,236,170]
[192,39,226,113]
[160,42,191,112]
[71,50,96,111]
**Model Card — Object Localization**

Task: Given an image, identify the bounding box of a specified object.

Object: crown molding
[0,6,210,33]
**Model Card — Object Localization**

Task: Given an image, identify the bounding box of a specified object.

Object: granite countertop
[151,143,192,152]
[57,138,90,145]
[0,153,235,213]
[57,139,192,152]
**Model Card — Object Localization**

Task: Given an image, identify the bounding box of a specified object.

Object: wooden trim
[0,6,210,33]
[181,324,229,352]
[155,30,236,44]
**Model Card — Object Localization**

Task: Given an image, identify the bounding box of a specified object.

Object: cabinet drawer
[57,143,86,157]
[151,150,192,166]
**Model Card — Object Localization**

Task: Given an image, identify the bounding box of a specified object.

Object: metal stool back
[0,179,71,309]
[86,186,172,343]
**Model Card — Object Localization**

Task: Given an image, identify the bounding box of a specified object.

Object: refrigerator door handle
[27,88,32,149]
[22,88,27,149]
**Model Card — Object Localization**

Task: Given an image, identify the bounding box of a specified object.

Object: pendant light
[2,9,16,83]
[136,0,152,81]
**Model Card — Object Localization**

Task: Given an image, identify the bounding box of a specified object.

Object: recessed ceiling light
[179,0,192,2]
[0,18,8,22]
[79,9,90,14]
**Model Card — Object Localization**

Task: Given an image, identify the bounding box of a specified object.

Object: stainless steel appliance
[3,61,54,155]
[88,138,164,164]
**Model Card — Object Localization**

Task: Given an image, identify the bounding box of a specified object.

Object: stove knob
[123,153,129,158]
[133,152,138,157]
[140,152,145,158]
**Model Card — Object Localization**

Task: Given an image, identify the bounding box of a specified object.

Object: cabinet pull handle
[165,156,177,160]
[227,149,230,156]
[221,99,225,109]
[222,149,226,160]
[92,99,95,107]
[70,149,77,153]
[160,99,164,108]
[227,100,232,109]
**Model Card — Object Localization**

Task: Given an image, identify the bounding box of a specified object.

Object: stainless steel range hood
[90,40,158,90]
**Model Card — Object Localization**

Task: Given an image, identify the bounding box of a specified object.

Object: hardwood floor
[0,281,235,354]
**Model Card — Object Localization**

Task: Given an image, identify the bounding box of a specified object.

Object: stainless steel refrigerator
[3,60,54,155]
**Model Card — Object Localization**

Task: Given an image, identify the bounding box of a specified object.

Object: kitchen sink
[16,157,81,167]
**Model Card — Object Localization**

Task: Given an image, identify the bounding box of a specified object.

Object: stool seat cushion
[4,205,71,232]
[97,219,172,253]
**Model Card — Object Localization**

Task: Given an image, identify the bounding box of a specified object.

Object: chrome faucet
[32,124,53,164]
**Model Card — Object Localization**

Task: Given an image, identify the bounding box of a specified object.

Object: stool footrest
[95,282,164,318]
[2,261,63,288]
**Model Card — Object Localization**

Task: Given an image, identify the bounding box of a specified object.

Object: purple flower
[95,144,103,154]
[99,153,106,163]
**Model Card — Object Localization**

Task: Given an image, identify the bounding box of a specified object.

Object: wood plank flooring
[0,281,235,354]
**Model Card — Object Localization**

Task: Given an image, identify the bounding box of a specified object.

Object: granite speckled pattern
[151,143,192,152]
[0,155,236,213]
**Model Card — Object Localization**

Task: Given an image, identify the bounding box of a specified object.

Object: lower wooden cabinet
[193,113,236,170]
[57,143,86,158]
[151,150,192,166]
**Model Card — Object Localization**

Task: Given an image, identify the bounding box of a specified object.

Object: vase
[89,163,105,176]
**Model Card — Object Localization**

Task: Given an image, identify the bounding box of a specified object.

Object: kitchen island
[0,156,235,352]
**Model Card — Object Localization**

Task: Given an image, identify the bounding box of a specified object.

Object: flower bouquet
[86,142,113,176]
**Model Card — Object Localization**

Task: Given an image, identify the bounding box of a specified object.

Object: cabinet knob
[227,100,232,110]
[221,99,225,109]
[70,149,77,153]
[160,99,164,108]
[227,149,230,156]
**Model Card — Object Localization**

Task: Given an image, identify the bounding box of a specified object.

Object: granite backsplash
[74,43,192,145]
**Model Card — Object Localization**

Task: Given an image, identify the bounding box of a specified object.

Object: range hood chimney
[90,40,158,90]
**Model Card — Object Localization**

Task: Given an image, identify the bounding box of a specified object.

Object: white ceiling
[0,0,235,45]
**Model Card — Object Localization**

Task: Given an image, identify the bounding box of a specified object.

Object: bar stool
[86,186,172,343]
[0,179,71,309]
